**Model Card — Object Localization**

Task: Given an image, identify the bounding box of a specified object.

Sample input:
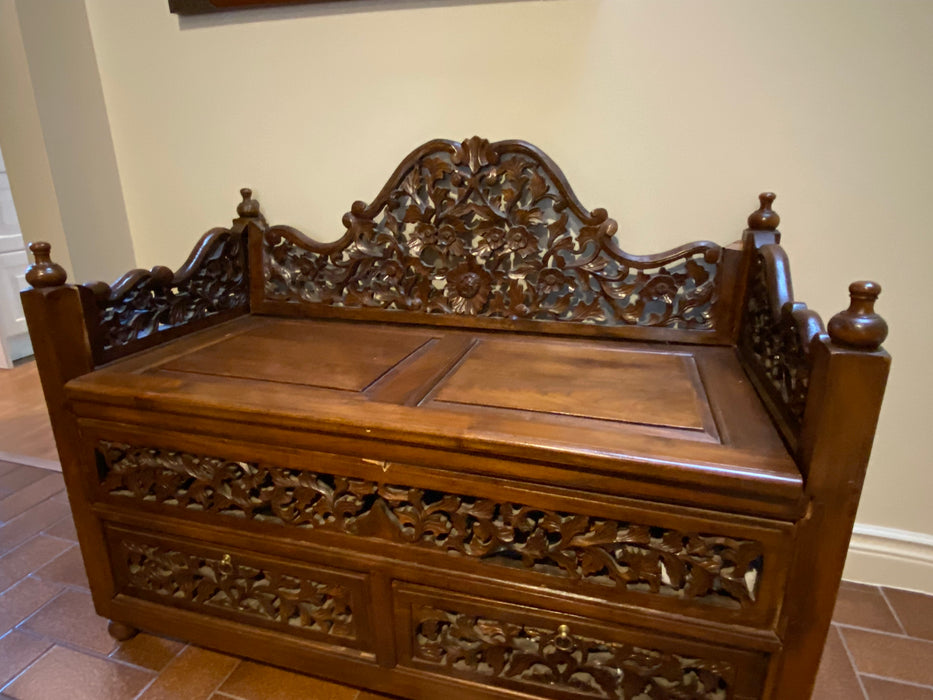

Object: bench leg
[107,620,139,642]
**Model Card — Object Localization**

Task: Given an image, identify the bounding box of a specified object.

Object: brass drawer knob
[554,624,573,651]
[219,553,233,575]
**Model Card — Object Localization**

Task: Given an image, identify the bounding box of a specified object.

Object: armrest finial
[828,281,888,350]
[236,187,261,218]
[748,192,780,231]
[25,241,68,288]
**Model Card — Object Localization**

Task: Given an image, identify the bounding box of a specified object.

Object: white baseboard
[844,524,933,594]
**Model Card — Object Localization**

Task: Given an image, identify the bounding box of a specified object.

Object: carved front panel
[98,442,764,611]
[265,137,721,331]
[409,604,734,699]
[111,530,361,645]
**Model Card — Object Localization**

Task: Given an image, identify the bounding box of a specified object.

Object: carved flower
[436,223,465,257]
[408,222,438,257]
[641,273,679,301]
[505,226,538,256]
[375,259,405,286]
[537,268,569,295]
[446,260,492,315]
[475,227,507,257]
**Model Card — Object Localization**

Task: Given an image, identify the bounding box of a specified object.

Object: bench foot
[107,620,138,641]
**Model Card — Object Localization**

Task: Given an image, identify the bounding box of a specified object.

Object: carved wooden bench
[22,137,890,700]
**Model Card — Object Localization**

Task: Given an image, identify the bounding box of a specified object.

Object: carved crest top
[264,137,723,333]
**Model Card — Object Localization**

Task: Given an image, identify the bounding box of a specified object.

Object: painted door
[0,147,32,368]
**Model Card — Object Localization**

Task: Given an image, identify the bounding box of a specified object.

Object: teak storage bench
[23,138,890,700]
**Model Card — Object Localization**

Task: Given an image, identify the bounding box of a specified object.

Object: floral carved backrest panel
[264,138,723,335]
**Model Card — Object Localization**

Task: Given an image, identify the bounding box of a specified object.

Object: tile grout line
[832,620,933,644]
[877,586,909,636]
[834,624,871,700]
[859,672,933,690]
[0,636,55,694]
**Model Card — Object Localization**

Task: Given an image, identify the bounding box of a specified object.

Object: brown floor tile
[832,582,903,634]
[0,498,71,555]
[0,535,71,593]
[842,627,933,687]
[0,629,52,687]
[219,661,359,700]
[41,515,77,542]
[882,588,933,642]
[0,576,63,633]
[0,472,64,523]
[138,645,239,700]
[0,465,46,495]
[861,676,933,699]
[4,644,154,700]
[32,545,89,589]
[19,588,117,655]
[109,632,186,672]
[355,692,400,699]
[0,461,23,478]
[812,625,866,700]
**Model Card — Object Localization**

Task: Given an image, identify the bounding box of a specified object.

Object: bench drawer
[104,524,374,652]
[393,583,767,700]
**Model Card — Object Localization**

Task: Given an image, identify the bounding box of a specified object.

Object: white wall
[29,0,933,585]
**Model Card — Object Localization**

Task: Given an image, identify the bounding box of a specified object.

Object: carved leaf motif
[413,606,732,699]
[119,540,356,640]
[264,138,721,330]
[100,441,764,610]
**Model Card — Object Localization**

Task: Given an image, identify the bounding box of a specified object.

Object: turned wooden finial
[747,192,781,231]
[25,241,67,288]
[236,187,261,218]
[828,281,888,350]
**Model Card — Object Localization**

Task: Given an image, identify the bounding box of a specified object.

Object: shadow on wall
[177,0,560,29]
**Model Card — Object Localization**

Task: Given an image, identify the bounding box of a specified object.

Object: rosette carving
[265,137,721,330]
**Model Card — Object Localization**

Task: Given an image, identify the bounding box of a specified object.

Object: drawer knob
[554,624,573,651]
[219,553,233,574]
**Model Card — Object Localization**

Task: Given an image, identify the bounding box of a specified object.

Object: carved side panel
[116,537,358,641]
[411,605,733,699]
[265,137,721,331]
[738,247,825,439]
[99,442,764,610]
[87,228,248,363]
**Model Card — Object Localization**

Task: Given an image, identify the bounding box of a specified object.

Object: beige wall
[13,0,134,283]
[0,0,72,277]
[68,0,933,581]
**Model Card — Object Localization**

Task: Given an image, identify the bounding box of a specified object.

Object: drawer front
[94,438,789,626]
[105,524,373,652]
[394,584,767,700]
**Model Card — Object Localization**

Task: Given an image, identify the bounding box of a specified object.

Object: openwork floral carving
[99,442,763,609]
[265,137,721,330]
[412,605,732,699]
[740,252,812,424]
[119,539,356,640]
[86,229,248,361]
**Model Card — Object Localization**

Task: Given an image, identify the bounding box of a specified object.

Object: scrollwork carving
[119,539,356,640]
[99,442,763,609]
[86,228,248,361]
[740,249,822,426]
[412,605,732,699]
[265,137,721,330]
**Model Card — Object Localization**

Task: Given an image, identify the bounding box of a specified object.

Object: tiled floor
[0,460,930,698]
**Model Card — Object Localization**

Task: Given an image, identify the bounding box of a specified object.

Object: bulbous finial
[747,192,781,231]
[25,241,67,288]
[236,187,260,218]
[828,280,888,350]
